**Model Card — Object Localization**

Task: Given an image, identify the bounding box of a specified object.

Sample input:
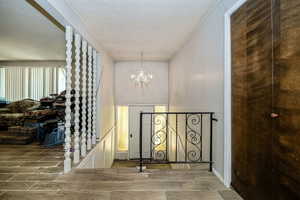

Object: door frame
[224,0,248,188]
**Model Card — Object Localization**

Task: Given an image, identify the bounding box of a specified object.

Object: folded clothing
[6,99,39,113]
[0,113,25,127]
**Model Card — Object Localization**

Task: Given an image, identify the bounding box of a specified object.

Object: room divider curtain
[0,66,65,102]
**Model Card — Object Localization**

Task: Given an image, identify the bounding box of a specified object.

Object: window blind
[0,66,65,102]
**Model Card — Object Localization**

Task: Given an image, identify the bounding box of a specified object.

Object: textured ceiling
[65,0,217,61]
[0,0,65,61]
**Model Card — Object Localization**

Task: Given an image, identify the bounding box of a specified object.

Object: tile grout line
[26,181,38,191]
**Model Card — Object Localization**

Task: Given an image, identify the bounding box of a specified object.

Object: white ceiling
[0,0,65,61]
[65,0,217,61]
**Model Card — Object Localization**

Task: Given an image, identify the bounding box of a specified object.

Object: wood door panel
[232,0,300,199]
[273,0,300,199]
[231,3,249,198]
[232,0,273,199]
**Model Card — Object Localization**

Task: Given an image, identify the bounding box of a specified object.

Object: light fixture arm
[130,51,153,88]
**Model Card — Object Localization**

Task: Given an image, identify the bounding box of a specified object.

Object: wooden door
[231,3,250,198]
[272,0,300,199]
[231,0,273,199]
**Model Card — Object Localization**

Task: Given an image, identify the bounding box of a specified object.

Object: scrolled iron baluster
[152,114,167,160]
[186,114,202,162]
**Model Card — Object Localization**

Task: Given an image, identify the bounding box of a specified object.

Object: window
[155,105,167,113]
[0,68,5,99]
[117,106,129,152]
[0,67,65,102]
[154,105,167,151]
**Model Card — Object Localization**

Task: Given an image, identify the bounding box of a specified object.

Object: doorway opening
[115,105,167,160]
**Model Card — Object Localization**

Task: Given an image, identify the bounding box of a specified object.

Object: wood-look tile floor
[0,145,242,199]
[0,143,64,198]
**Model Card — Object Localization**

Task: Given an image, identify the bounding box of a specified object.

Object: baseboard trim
[213,168,225,185]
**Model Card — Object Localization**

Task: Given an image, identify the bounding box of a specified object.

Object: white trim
[224,0,247,188]
[115,152,129,160]
[213,167,224,184]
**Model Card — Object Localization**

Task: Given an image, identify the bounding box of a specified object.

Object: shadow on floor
[112,160,171,169]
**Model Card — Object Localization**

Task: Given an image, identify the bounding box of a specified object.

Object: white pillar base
[73,151,80,164]
[87,139,92,150]
[64,158,71,173]
[81,144,86,157]
[92,135,96,145]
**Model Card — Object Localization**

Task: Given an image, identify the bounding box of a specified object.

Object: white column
[73,34,81,163]
[87,45,92,150]
[64,26,73,173]
[81,40,87,157]
[92,50,97,145]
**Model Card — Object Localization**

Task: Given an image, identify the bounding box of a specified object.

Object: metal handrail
[139,112,217,172]
[142,112,215,114]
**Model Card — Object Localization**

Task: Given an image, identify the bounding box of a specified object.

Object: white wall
[168,0,239,179]
[115,61,168,105]
[96,54,115,168]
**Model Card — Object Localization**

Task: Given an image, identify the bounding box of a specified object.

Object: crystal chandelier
[130,52,153,87]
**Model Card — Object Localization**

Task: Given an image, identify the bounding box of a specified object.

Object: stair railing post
[87,45,92,150]
[64,25,73,173]
[73,33,81,164]
[209,113,213,172]
[80,40,87,157]
[139,112,143,172]
[92,50,97,145]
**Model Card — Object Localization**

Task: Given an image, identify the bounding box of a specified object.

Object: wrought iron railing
[139,112,217,172]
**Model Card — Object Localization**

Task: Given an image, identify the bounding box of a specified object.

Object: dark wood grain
[231,3,250,199]
[231,0,300,199]
[273,0,300,199]
[245,0,273,199]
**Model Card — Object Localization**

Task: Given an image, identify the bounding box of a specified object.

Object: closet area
[231,0,300,199]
